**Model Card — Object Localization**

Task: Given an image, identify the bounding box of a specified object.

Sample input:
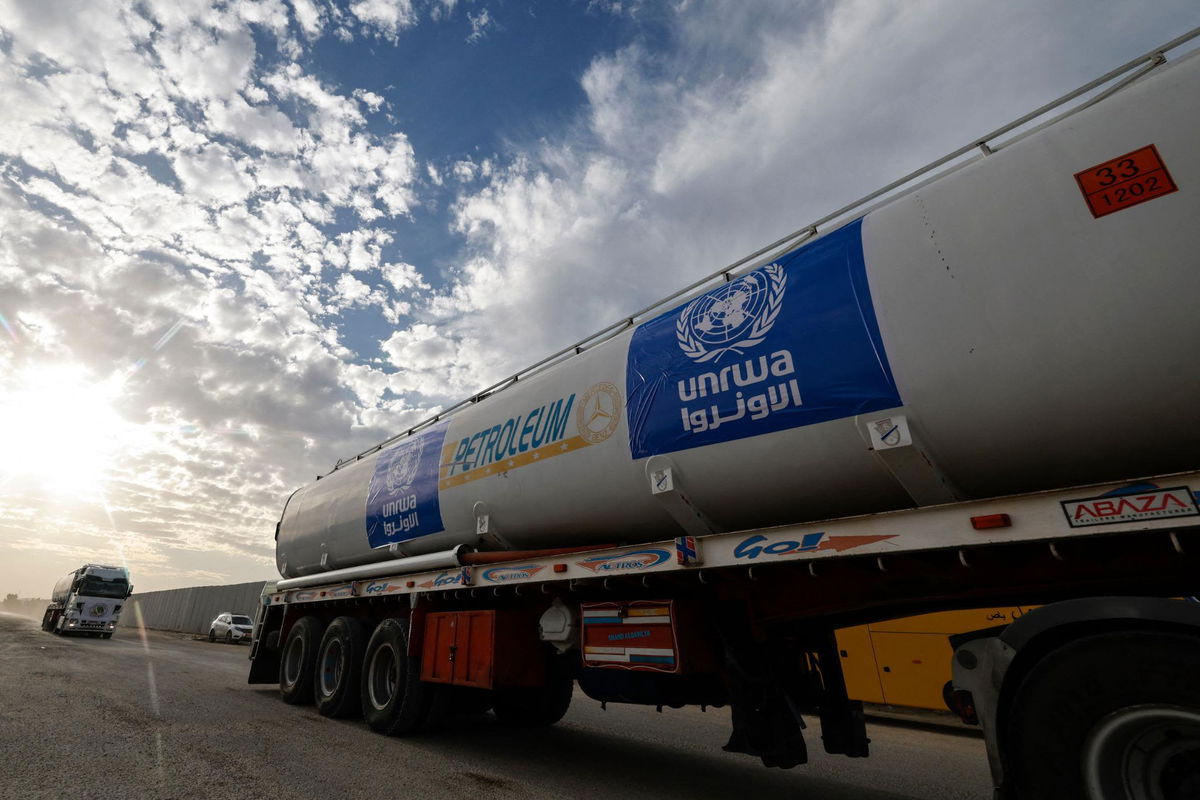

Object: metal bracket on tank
[860,414,962,506]
[473,501,514,550]
[387,542,409,557]
[645,455,719,537]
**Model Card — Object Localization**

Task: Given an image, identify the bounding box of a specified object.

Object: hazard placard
[1074,144,1178,219]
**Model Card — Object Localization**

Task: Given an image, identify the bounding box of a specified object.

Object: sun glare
[0,364,126,498]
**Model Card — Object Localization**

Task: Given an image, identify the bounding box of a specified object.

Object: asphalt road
[0,612,992,800]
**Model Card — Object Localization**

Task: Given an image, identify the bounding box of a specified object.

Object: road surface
[0,613,992,799]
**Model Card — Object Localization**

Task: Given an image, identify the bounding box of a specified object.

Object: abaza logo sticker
[1061,484,1199,528]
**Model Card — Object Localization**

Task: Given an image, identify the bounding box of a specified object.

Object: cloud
[289,0,325,38]
[155,26,258,102]
[0,0,437,592]
[467,8,495,43]
[354,88,387,112]
[381,261,428,293]
[206,95,301,154]
[452,159,479,182]
[348,0,417,40]
[412,0,1198,400]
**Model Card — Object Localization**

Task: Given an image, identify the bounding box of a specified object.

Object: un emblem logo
[676,263,786,362]
[384,440,422,494]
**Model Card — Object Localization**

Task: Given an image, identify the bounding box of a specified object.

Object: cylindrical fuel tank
[51,570,78,605]
[277,49,1200,579]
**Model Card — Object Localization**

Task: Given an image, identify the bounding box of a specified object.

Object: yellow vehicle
[837,607,1036,710]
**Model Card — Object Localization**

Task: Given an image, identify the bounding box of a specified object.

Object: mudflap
[813,632,870,758]
[247,603,284,684]
[721,627,869,768]
[720,630,811,769]
[723,676,809,768]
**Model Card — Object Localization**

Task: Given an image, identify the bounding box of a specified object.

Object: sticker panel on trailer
[1074,144,1178,219]
[581,601,680,673]
[1061,485,1199,528]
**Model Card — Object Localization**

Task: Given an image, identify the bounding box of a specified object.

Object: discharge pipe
[275,546,465,590]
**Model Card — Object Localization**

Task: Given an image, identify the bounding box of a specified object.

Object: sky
[1,0,1196,597]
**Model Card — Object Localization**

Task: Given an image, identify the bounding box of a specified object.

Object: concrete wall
[127,581,267,635]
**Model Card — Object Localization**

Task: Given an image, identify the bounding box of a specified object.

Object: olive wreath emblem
[384,439,422,493]
[676,263,787,363]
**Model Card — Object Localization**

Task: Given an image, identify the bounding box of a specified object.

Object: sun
[0,364,126,498]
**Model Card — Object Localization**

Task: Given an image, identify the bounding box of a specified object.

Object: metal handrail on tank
[329,26,1200,476]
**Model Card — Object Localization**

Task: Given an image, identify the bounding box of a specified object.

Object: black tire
[101,633,112,639]
[360,618,436,735]
[314,617,368,718]
[208,628,216,643]
[1004,630,1200,800]
[941,680,956,714]
[225,630,233,645]
[492,657,573,728]
[279,616,327,705]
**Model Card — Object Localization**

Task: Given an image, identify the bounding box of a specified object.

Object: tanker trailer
[253,30,1200,800]
[41,564,132,638]
[275,37,1200,583]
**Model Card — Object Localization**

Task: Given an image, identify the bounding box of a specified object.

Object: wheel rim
[1084,705,1200,800]
[319,638,344,699]
[367,642,399,711]
[282,632,305,688]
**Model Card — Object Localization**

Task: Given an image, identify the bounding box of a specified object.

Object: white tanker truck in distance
[250,31,1200,800]
[42,564,132,638]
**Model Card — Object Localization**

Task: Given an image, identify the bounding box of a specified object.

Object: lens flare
[0,312,17,342]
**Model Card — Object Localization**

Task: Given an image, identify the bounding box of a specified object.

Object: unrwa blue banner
[365,424,447,547]
[625,219,900,459]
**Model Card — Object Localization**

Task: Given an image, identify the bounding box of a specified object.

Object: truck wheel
[279,616,327,705]
[361,618,435,735]
[315,617,367,718]
[1004,630,1200,800]
[102,633,112,639]
[492,659,573,728]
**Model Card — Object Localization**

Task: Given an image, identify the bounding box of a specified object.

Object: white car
[208,612,254,644]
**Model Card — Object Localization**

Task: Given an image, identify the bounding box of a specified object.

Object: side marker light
[971,513,1012,530]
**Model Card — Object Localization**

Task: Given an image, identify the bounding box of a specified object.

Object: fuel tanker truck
[249,31,1200,800]
[41,564,132,638]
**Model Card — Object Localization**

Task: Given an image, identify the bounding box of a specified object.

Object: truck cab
[42,564,132,639]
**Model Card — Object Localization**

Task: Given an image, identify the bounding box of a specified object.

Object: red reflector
[405,581,415,588]
[971,513,1012,530]
[553,564,568,573]
[952,689,979,726]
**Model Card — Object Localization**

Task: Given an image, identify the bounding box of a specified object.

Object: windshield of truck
[78,578,129,598]
[232,616,253,626]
